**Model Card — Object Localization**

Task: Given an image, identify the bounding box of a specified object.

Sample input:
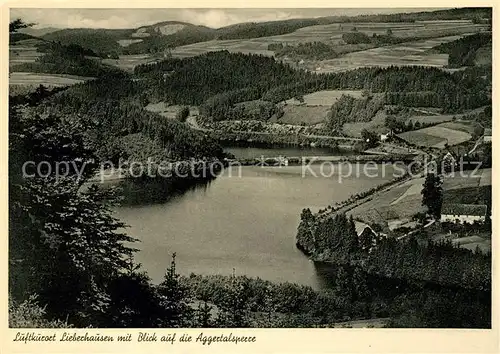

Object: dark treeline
[342,32,423,46]
[182,266,490,328]
[432,32,492,67]
[42,28,133,57]
[134,51,310,105]
[134,52,490,123]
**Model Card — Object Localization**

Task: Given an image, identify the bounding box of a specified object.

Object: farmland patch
[436,121,478,135]
[285,90,363,106]
[102,54,160,71]
[397,126,471,148]
[396,131,445,147]
[117,39,144,47]
[271,105,330,125]
[406,115,454,124]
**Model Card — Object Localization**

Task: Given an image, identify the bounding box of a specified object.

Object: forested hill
[38,7,492,56]
[30,74,225,163]
[132,51,491,120]
[431,32,492,67]
[214,7,491,40]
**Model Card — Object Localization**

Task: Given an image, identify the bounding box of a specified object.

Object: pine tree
[157,253,192,327]
[215,273,251,327]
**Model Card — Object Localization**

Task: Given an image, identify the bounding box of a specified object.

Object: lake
[114,153,397,290]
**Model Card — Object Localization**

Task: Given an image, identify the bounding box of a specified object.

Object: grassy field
[396,130,445,147]
[271,105,330,125]
[397,125,471,148]
[407,115,453,124]
[442,170,483,191]
[285,89,363,106]
[479,168,491,187]
[452,235,491,253]
[348,182,425,228]
[117,39,144,47]
[9,39,45,67]
[9,72,91,86]
[102,54,161,72]
[436,121,479,135]
[144,102,198,119]
[312,35,461,73]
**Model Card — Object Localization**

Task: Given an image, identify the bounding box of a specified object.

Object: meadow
[312,35,464,73]
[273,105,330,125]
[9,39,44,67]
[406,114,454,124]
[436,121,479,135]
[102,54,161,72]
[348,179,425,229]
[144,101,198,119]
[284,89,363,106]
[342,109,388,137]
[9,72,91,86]
[171,20,487,67]
[397,125,472,148]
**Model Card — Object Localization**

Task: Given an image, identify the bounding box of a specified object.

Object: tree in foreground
[9,18,35,33]
[421,172,443,220]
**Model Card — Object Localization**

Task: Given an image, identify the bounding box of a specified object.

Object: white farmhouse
[483,128,492,143]
[440,204,488,224]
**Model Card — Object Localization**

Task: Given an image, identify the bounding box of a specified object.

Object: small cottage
[440,204,488,224]
[380,131,393,142]
[441,151,457,172]
[354,221,378,251]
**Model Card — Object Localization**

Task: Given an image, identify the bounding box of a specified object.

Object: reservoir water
[223,146,351,159]
[114,147,396,289]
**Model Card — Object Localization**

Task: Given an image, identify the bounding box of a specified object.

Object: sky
[10,8,448,29]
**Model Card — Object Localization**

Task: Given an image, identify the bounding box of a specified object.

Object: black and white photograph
[8,6,493,331]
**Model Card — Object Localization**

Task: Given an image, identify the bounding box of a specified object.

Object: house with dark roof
[483,128,492,143]
[440,203,488,224]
